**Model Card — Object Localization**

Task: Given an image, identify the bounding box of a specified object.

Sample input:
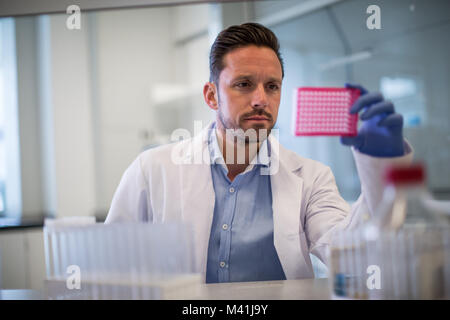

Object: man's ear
[203,82,219,111]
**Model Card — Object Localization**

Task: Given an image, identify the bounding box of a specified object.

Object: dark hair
[209,22,284,84]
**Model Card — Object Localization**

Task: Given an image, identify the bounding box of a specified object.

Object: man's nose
[251,84,268,109]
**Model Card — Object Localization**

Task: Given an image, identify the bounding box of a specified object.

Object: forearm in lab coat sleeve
[308,140,413,265]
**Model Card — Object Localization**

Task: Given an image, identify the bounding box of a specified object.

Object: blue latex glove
[340,83,405,157]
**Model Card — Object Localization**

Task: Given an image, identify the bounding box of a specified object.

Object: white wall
[13,3,217,220]
[15,17,44,217]
[43,13,97,218]
[93,7,177,212]
[13,12,99,219]
[0,229,45,290]
[91,4,217,213]
[2,18,22,218]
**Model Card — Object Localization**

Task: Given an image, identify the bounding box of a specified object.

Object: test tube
[135,224,145,299]
[385,230,400,299]
[99,224,111,299]
[67,228,79,299]
[443,226,450,298]
[333,230,346,298]
[43,226,53,279]
[406,227,418,299]
[352,228,364,299]
[107,224,119,299]
[345,232,354,299]
[382,232,394,299]
[395,229,407,299]
[85,226,98,299]
[52,229,62,280]
[94,224,104,299]
[125,224,140,300]
[366,230,380,299]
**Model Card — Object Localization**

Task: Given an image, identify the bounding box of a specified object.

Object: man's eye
[267,84,280,91]
[236,82,251,88]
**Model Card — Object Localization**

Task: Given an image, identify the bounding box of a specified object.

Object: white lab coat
[105,122,413,280]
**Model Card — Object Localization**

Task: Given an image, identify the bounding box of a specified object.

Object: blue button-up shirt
[205,125,286,283]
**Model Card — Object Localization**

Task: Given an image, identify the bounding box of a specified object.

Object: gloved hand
[340,83,405,157]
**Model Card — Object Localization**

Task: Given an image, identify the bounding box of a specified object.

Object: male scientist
[105,23,412,283]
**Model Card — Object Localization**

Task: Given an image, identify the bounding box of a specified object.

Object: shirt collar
[208,123,271,168]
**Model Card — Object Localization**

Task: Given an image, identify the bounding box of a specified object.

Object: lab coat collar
[181,121,307,279]
[208,123,271,172]
[184,121,303,173]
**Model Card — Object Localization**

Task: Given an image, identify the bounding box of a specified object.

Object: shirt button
[222,224,228,230]
[229,187,235,193]
[220,261,226,268]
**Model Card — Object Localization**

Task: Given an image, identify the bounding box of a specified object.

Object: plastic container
[43,221,201,299]
[329,164,450,299]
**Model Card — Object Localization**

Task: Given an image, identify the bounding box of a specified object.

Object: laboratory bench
[0,278,331,300]
[195,278,330,300]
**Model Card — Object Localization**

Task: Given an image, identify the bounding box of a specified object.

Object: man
[105,23,412,283]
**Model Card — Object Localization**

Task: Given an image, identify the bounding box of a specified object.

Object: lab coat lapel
[179,122,215,278]
[180,126,311,279]
[269,136,312,278]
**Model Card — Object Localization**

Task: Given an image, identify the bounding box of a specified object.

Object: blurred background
[0,0,449,289]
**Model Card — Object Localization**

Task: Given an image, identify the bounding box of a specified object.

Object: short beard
[218,111,272,145]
